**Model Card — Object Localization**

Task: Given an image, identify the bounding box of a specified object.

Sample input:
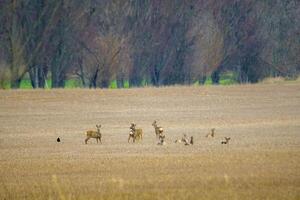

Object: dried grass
[0,84,300,199]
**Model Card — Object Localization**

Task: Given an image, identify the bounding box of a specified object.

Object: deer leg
[85,137,90,144]
[99,137,102,144]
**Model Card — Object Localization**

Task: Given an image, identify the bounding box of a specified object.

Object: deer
[157,133,166,145]
[157,128,166,145]
[128,123,143,143]
[190,136,194,145]
[205,128,215,138]
[221,137,231,144]
[152,120,163,139]
[157,137,166,145]
[85,124,102,144]
[175,134,194,145]
[128,129,135,143]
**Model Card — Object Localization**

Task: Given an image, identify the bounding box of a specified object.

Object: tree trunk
[8,0,26,89]
[89,68,99,88]
[10,76,22,89]
[199,76,207,85]
[29,65,46,88]
[211,70,220,84]
[77,58,86,87]
[116,72,124,88]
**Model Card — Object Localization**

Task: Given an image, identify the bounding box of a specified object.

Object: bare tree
[2,0,27,88]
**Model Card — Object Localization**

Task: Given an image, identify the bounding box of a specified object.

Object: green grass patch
[45,79,52,89]
[1,81,11,89]
[202,72,238,85]
[109,80,118,89]
[124,80,130,88]
[141,79,149,87]
[20,79,33,89]
[204,77,213,85]
[64,79,82,88]
[219,72,238,85]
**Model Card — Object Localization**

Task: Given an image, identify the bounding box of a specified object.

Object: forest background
[0,0,299,89]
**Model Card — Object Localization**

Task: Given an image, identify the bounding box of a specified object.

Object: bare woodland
[0,0,299,88]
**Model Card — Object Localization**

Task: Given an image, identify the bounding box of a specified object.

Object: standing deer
[85,124,102,144]
[152,120,163,139]
[157,128,166,145]
[128,130,135,143]
[221,137,231,144]
[128,123,143,143]
[157,133,166,145]
[205,128,215,138]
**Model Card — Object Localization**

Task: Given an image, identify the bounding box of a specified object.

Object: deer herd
[84,120,231,145]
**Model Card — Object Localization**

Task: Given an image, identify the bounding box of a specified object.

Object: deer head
[152,120,157,127]
[96,124,101,132]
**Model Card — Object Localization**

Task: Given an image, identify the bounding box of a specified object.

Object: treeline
[0,0,299,89]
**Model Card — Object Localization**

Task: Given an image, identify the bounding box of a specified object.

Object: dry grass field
[0,83,300,199]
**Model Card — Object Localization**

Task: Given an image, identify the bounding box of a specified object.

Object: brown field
[0,83,300,199]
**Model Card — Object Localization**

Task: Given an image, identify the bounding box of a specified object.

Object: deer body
[175,134,193,145]
[157,128,166,145]
[128,123,143,143]
[85,125,102,144]
[152,121,163,139]
[206,128,215,138]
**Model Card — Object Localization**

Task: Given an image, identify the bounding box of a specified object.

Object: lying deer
[175,134,193,145]
[85,124,102,144]
[221,137,231,144]
[205,128,215,138]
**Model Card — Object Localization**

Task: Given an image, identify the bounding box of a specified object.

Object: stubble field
[0,83,300,199]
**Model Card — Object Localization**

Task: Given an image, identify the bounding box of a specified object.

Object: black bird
[57,137,61,142]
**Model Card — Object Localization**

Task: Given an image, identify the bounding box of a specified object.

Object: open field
[0,83,300,199]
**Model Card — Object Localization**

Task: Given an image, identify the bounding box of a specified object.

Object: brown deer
[205,128,215,138]
[128,123,143,143]
[152,120,163,139]
[157,128,166,145]
[157,133,166,145]
[128,130,135,143]
[85,125,102,144]
[221,137,231,144]
[190,136,194,145]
